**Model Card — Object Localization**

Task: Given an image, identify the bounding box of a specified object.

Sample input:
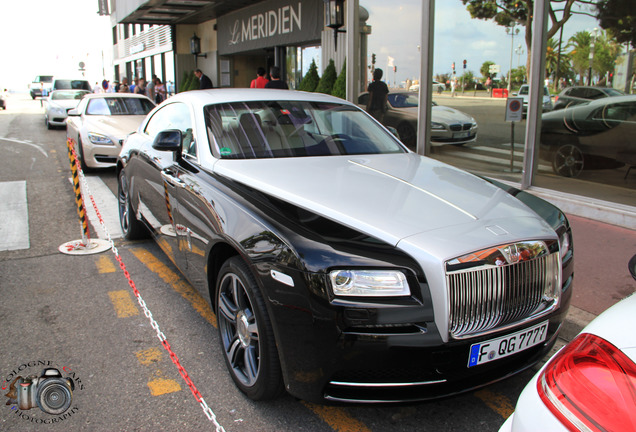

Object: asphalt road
[0,93,564,432]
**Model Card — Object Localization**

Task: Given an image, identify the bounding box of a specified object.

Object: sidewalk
[560,214,636,339]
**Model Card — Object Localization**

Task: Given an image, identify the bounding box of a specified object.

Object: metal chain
[70,143,225,431]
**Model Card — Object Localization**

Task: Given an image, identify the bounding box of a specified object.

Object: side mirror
[152,130,182,152]
[68,109,79,116]
[629,254,636,282]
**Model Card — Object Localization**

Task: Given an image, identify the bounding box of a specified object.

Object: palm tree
[566,31,592,84]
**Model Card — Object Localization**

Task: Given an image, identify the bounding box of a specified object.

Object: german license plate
[467,321,549,367]
[453,131,469,139]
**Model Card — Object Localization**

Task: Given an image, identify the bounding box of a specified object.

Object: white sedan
[500,254,636,432]
[66,93,155,170]
[44,90,90,129]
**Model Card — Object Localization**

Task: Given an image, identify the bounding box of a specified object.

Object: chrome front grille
[446,241,560,339]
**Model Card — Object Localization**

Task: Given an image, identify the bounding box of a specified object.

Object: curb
[560,305,596,342]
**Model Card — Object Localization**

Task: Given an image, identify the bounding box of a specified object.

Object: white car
[44,90,90,129]
[500,254,636,432]
[67,93,155,170]
[514,84,553,115]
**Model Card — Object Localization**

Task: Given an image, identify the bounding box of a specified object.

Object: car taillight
[538,333,636,432]
[555,95,559,103]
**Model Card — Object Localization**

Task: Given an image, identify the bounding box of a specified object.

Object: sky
[0,0,602,91]
[0,0,112,91]
[362,0,600,85]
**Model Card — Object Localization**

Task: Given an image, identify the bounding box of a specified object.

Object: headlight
[329,270,409,297]
[559,231,571,262]
[87,132,114,145]
[431,122,445,130]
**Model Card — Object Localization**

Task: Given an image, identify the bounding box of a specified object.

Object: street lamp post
[588,27,599,86]
[506,23,520,93]
[515,44,524,71]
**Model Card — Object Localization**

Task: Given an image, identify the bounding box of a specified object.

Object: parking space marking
[108,290,140,318]
[474,388,515,419]
[147,373,182,396]
[96,255,117,273]
[0,181,29,251]
[134,348,182,396]
[302,402,371,432]
[130,248,218,328]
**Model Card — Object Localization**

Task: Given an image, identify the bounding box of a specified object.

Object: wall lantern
[190,33,207,66]
[324,0,346,50]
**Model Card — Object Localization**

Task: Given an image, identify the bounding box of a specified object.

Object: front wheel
[552,144,584,177]
[118,170,148,240]
[216,257,283,400]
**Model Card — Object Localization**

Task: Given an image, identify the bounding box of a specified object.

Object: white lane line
[0,181,29,251]
[69,176,123,239]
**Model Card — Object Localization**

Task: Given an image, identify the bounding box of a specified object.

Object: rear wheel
[216,257,283,400]
[397,122,416,149]
[118,170,148,240]
[552,144,584,177]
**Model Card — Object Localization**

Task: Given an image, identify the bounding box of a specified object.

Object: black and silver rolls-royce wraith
[118,89,573,403]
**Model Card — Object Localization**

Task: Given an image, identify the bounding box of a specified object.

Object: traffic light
[463,59,467,69]
[394,66,397,73]
[452,62,455,70]
[372,53,376,65]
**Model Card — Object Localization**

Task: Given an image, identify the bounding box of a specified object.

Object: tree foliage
[595,0,636,48]
[331,59,347,99]
[480,61,495,78]
[315,59,338,94]
[298,59,320,92]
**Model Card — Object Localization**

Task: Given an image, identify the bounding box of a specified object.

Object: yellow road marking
[302,402,371,432]
[147,371,182,396]
[108,290,139,318]
[135,347,163,365]
[96,255,117,273]
[130,248,218,328]
[474,389,515,419]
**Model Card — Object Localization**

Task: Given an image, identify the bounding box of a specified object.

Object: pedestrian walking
[118,77,130,93]
[250,67,269,88]
[264,66,288,89]
[365,68,389,124]
[147,74,157,101]
[450,76,457,97]
[153,78,166,103]
[195,69,213,89]
[134,78,147,96]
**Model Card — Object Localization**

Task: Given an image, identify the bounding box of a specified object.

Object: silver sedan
[44,90,90,129]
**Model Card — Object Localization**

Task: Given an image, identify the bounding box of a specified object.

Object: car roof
[82,93,152,100]
[165,88,355,107]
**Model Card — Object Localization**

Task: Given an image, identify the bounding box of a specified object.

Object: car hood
[213,153,555,258]
[50,100,81,110]
[83,116,145,138]
[392,106,475,123]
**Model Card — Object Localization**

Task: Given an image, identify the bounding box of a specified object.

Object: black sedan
[118,89,573,403]
[553,86,624,111]
[540,95,636,177]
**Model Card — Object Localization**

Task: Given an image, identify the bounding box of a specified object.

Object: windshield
[86,97,155,115]
[605,88,625,97]
[388,92,419,108]
[205,100,406,159]
[518,86,549,96]
[51,90,89,100]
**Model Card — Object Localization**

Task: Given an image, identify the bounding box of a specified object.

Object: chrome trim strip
[329,379,447,388]
[348,160,477,220]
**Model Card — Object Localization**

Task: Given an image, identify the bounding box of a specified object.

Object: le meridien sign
[217,0,323,55]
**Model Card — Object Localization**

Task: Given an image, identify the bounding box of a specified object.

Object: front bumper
[81,136,123,168]
[266,264,573,403]
[431,126,478,145]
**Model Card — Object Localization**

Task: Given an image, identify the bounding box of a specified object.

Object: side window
[587,89,603,100]
[144,103,196,159]
[569,88,584,98]
[358,94,369,106]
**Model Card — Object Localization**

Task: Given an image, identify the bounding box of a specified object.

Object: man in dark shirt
[366,68,389,124]
[264,66,289,89]
[195,69,213,89]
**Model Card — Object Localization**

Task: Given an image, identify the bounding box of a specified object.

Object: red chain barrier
[71,152,225,430]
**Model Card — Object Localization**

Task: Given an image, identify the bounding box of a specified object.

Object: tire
[397,122,416,149]
[216,257,283,400]
[552,144,584,177]
[76,138,91,173]
[46,117,53,130]
[117,169,148,240]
